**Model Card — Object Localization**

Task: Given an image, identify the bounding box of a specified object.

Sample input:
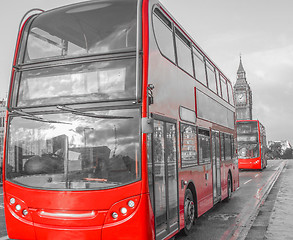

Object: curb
[221,160,286,240]
[236,160,286,240]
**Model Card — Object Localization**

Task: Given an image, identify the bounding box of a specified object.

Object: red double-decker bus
[3,1,239,239]
[237,120,267,170]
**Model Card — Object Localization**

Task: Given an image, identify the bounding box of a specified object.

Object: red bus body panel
[4,181,155,240]
[238,157,261,170]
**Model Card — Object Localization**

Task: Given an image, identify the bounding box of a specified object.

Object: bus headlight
[120,207,127,214]
[105,195,140,225]
[6,194,33,221]
[10,198,16,205]
[112,212,118,219]
[23,209,29,216]
[128,200,135,208]
[15,204,21,211]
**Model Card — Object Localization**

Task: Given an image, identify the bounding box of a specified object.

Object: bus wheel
[183,188,195,235]
[225,174,232,202]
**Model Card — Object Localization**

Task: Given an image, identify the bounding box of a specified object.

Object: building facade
[233,57,253,120]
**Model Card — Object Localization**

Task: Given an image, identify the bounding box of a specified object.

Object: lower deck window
[198,129,210,164]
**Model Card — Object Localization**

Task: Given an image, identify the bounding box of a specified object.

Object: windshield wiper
[11,109,71,124]
[57,105,133,119]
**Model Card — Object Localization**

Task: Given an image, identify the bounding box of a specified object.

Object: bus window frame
[174,27,193,77]
[192,46,207,86]
[198,127,211,165]
[152,7,176,65]
[205,60,218,95]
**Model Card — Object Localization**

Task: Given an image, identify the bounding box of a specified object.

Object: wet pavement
[1,160,293,240]
[265,160,293,239]
[245,159,293,240]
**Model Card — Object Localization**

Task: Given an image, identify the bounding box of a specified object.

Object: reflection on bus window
[23,1,137,63]
[206,61,217,94]
[224,134,232,160]
[175,29,193,75]
[181,123,197,167]
[6,108,140,190]
[193,47,206,86]
[153,9,176,63]
[237,121,259,159]
[220,75,228,101]
[17,59,136,107]
[198,128,210,164]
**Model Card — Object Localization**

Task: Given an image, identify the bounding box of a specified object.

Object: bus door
[211,131,221,203]
[149,116,179,240]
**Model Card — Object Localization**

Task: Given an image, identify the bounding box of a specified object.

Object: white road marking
[255,174,259,178]
[244,179,252,185]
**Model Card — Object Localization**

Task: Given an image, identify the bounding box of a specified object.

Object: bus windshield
[237,121,259,158]
[21,0,137,63]
[6,108,140,190]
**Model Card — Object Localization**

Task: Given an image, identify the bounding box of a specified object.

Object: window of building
[180,123,198,167]
[193,47,207,86]
[153,9,176,63]
[198,128,210,164]
[175,28,193,75]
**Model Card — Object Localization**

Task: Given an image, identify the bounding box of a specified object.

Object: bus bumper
[238,158,261,170]
[5,193,154,240]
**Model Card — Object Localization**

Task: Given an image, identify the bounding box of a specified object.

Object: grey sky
[0,0,292,144]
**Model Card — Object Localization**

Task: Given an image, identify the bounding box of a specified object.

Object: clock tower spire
[234,56,253,120]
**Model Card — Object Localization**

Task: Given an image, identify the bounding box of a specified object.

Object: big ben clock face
[236,92,246,104]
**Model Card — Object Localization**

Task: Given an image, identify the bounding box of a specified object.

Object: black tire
[225,173,232,202]
[182,188,196,235]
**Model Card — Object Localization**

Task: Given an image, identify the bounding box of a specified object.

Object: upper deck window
[227,82,234,105]
[192,47,206,86]
[153,8,176,63]
[175,28,193,75]
[20,1,137,63]
[206,61,217,94]
[220,74,228,101]
[16,58,136,107]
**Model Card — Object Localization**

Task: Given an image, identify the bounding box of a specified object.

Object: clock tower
[234,57,252,120]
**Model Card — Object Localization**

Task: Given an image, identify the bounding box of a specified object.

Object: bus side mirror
[142,117,153,134]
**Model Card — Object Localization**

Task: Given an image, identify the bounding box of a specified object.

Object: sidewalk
[265,161,293,239]
[245,160,293,240]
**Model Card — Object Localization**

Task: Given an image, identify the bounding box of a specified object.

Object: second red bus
[237,120,267,170]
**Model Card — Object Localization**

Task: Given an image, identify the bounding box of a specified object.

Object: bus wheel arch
[182,182,197,235]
